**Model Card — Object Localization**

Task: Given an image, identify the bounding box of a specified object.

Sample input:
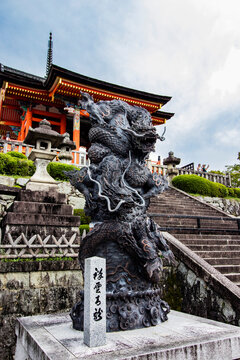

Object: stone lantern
[58,132,76,164]
[163,151,181,184]
[23,119,64,191]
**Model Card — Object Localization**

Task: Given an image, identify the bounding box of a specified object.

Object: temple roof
[0,63,174,125]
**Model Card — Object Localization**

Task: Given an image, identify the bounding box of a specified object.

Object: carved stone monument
[163,151,181,183]
[24,119,64,191]
[83,256,106,347]
[58,132,76,164]
[67,93,175,332]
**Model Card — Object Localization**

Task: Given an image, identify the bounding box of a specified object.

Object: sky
[1,0,240,171]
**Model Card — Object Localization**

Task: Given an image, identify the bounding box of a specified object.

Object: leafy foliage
[74,209,91,235]
[225,164,240,188]
[7,151,27,159]
[47,162,79,181]
[224,152,240,188]
[79,224,90,235]
[0,153,35,176]
[74,208,91,224]
[209,170,225,175]
[234,188,240,198]
[172,175,228,198]
[172,174,240,198]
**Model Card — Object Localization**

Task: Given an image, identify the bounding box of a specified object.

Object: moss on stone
[162,267,183,311]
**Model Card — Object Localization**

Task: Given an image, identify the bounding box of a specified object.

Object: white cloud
[1,0,240,170]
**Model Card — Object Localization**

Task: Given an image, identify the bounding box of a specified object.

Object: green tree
[225,153,240,188]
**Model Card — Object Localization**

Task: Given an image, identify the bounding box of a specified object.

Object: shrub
[4,155,18,175]
[213,183,228,198]
[47,162,79,181]
[172,174,229,198]
[28,161,36,176]
[7,151,27,159]
[172,175,212,196]
[228,188,235,197]
[0,153,35,176]
[79,224,90,236]
[0,153,8,174]
[234,188,240,198]
[74,209,91,224]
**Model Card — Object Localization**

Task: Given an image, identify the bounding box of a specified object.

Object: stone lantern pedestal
[23,119,64,191]
[58,133,76,164]
[163,151,181,184]
[27,150,58,191]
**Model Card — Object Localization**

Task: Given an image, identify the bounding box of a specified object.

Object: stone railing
[0,139,34,157]
[0,139,89,167]
[145,159,168,176]
[178,169,231,187]
[0,233,80,259]
[146,159,231,187]
[0,230,88,260]
[72,149,89,167]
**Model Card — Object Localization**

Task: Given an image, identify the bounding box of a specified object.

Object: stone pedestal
[15,311,240,360]
[26,149,58,191]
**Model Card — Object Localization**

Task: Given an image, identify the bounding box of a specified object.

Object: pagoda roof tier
[0,63,173,125]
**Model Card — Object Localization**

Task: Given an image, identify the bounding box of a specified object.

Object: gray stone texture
[0,176,15,187]
[197,195,240,217]
[14,311,240,359]
[0,259,83,360]
[0,175,86,210]
[163,232,240,327]
[84,256,106,347]
[1,188,80,243]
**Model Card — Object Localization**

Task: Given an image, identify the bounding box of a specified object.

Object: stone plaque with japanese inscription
[84,256,106,347]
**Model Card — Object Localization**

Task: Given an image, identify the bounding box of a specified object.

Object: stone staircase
[148,187,240,287]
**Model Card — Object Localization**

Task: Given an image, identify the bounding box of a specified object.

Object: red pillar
[60,114,67,134]
[24,109,32,139]
[73,109,80,149]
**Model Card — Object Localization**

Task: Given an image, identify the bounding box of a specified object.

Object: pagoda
[0,33,174,152]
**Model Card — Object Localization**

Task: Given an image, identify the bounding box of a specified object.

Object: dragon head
[122,107,160,155]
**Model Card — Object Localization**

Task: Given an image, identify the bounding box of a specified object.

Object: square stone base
[15,311,240,360]
[26,181,59,192]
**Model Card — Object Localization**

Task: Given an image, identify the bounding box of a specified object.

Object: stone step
[196,250,240,258]
[169,229,239,236]
[175,234,240,239]
[2,213,80,227]
[180,239,240,246]
[17,190,67,204]
[149,204,226,211]
[150,202,218,208]
[186,244,240,251]
[214,265,240,273]
[9,201,73,215]
[149,209,218,216]
[155,217,236,226]
[206,258,240,266]
[224,273,240,282]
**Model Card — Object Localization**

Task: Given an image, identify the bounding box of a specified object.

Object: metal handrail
[148,213,240,233]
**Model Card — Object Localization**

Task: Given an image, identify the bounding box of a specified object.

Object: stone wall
[0,259,83,360]
[163,232,240,328]
[1,244,240,359]
[196,195,240,217]
[176,261,238,324]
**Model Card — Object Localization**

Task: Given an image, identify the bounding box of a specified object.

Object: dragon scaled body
[67,92,175,331]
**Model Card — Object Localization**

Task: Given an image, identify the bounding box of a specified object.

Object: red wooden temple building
[0,34,174,157]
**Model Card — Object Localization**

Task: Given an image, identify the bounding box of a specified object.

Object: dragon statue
[67,92,175,331]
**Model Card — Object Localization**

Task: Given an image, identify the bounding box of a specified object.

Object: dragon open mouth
[122,127,158,153]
